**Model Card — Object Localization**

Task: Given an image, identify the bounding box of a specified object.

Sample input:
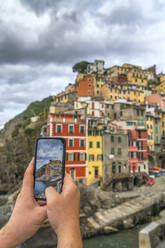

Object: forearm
[0,225,17,248]
[57,222,83,248]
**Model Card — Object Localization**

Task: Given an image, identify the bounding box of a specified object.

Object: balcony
[128,146,138,152]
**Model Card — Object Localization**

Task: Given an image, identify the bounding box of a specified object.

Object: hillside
[0,96,52,194]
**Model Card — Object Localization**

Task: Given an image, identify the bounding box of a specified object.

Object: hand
[45,174,82,248]
[0,158,47,248]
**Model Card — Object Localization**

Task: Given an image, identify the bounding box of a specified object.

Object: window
[80,139,85,147]
[118,136,121,143]
[69,139,74,147]
[96,141,100,148]
[156,136,159,143]
[67,153,74,161]
[94,167,99,178]
[155,147,159,153]
[80,125,85,134]
[89,141,93,148]
[70,168,75,179]
[118,148,122,155]
[88,90,91,95]
[111,136,114,142]
[56,125,62,133]
[69,125,74,133]
[88,83,91,87]
[118,165,121,173]
[97,154,103,160]
[78,153,85,161]
[88,78,91,82]
[112,162,116,174]
[120,111,123,116]
[89,154,94,161]
[155,127,158,133]
[111,147,115,154]
[97,90,99,94]
[137,110,139,116]
[141,110,144,116]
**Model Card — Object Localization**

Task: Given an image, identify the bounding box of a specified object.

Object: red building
[128,128,148,173]
[76,75,95,97]
[47,112,87,183]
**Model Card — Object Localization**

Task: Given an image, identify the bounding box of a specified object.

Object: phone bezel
[34,137,66,201]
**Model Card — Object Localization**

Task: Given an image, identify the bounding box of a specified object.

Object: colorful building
[47,112,87,183]
[76,75,95,97]
[54,83,77,103]
[87,118,105,185]
[128,128,148,173]
[101,83,146,104]
[94,77,105,96]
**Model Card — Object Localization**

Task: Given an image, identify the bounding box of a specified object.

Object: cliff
[0,96,52,194]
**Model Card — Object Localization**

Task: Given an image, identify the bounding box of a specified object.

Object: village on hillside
[40,60,165,189]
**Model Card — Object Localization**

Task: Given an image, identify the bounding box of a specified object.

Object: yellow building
[101,83,145,104]
[55,84,77,103]
[87,135,103,185]
[146,113,161,153]
[127,71,147,86]
[156,82,165,94]
[94,77,105,96]
[106,63,148,86]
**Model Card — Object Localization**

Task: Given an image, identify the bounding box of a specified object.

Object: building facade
[47,112,87,183]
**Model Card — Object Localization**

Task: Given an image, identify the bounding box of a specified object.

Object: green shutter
[73,153,76,161]
[66,153,68,161]
[78,153,80,161]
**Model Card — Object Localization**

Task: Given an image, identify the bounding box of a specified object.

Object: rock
[103,226,118,234]
[159,210,165,218]
[122,218,134,229]
[0,204,13,228]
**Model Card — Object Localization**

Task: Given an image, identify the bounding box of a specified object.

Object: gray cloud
[0,0,165,128]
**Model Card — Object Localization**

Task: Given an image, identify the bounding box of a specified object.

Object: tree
[72,61,90,73]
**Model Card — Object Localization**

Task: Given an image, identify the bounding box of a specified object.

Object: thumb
[45,186,59,202]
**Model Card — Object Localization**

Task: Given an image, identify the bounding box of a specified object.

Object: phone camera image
[34,138,65,200]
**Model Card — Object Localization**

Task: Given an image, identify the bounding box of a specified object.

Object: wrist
[56,220,82,248]
[0,224,17,248]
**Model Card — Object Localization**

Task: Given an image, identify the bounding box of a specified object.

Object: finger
[45,186,59,203]
[62,174,77,194]
[21,158,34,197]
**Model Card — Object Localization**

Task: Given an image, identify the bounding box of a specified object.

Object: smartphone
[34,137,65,201]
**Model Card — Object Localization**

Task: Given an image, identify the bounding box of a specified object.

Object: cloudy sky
[0,0,165,129]
[36,139,63,169]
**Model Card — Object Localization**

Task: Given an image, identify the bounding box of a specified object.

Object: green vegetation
[72,61,90,73]
[0,96,53,194]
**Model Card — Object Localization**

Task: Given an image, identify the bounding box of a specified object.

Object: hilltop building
[87,60,105,75]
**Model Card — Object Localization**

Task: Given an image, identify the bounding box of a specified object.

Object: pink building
[145,94,165,109]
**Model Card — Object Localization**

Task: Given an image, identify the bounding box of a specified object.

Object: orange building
[76,75,95,97]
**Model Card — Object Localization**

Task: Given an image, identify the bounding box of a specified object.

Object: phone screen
[34,138,65,200]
